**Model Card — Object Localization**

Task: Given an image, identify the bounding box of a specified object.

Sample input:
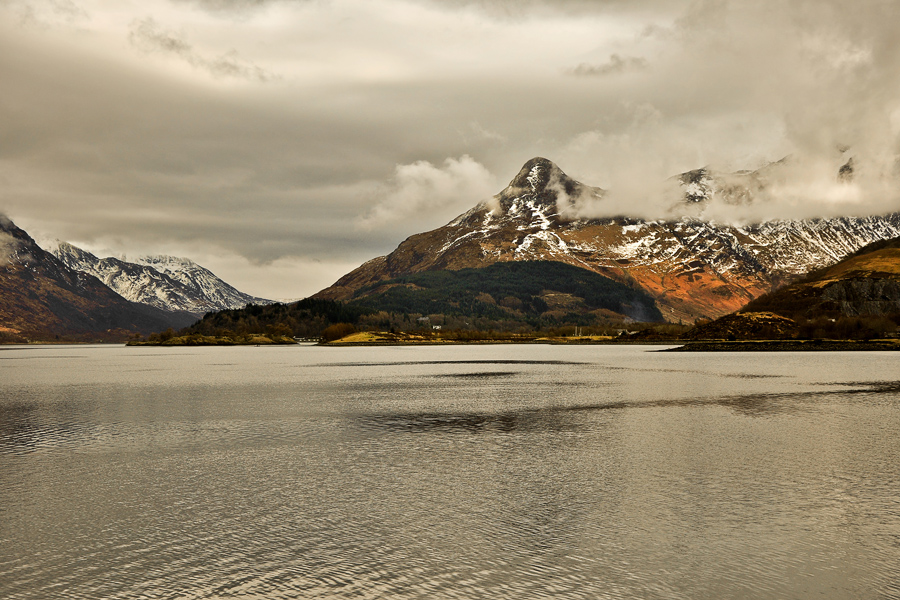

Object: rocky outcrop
[682,312,799,340]
[820,279,900,317]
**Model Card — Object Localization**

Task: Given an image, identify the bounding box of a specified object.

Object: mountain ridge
[316,157,900,322]
[1,216,195,341]
[45,241,271,317]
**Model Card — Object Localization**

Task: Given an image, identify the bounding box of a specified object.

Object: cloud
[3,0,88,26]
[694,154,900,224]
[417,0,691,19]
[128,17,277,82]
[459,121,507,145]
[0,232,18,266]
[0,214,23,266]
[569,54,648,77]
[356,156,498,231]
[549,0,900,222]
[170,0,292,13]
[175,0,690,18]
[4,0,900,299]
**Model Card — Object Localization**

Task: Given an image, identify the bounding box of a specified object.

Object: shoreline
[665,339,900,352]
[24,334,894,351]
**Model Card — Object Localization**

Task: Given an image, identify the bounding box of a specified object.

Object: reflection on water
[357,405,606,435]
[1,344,899,599]
[435,371,521,379]
[311,359,589,367]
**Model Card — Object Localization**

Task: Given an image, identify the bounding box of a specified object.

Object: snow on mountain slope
[1,218,195,339]
[132,255,270,313]
[47,242,270,316]
[317,157,900,323]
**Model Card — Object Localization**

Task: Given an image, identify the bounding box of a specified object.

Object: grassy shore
[126,330,900,350]
[665,339,900,352]
[323,331,635,345]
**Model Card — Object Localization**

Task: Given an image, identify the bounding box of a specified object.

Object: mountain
[0,216,195,342]
[169,260,662,344]
[316,157,900,322]
[45,242,270,317]
[684,236,900,340]
[131,254,271,312]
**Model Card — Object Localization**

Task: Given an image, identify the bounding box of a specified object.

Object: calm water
[1,344,899,600]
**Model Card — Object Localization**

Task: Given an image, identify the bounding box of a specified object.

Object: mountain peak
[493,157,600,215]
[507,157,566,193]
[134,255,198,270]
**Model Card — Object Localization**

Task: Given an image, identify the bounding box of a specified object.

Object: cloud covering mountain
[1,0,898,298]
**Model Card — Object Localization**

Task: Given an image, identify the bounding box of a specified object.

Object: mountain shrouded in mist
[316,158,900,322]
[5,0,900,301]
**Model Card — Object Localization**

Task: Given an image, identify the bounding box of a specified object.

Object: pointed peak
[507,157,568,192]
[491,157,602,216]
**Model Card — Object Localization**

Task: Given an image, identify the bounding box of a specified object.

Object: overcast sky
[2,0,899,299]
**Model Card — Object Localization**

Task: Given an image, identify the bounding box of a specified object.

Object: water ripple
[2,346,900,599]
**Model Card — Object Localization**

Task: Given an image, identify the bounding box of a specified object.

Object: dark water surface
[1,344,899,599]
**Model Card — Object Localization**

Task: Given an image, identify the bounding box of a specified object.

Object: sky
[1,0,899,299]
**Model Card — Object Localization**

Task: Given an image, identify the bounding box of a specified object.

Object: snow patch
[526,164,542,192]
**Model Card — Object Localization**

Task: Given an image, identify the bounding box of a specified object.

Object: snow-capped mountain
[46,242,270,317]
[316,157,900,322]
[131,254,271,314]
[1,216,195,340]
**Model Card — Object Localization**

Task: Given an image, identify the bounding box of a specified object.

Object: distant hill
[171,261,661,343]
[45,241,270,317]
[684,236,900,340]
[349,260,663,324]
[182,298,374,340]
[0,216,195,342]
